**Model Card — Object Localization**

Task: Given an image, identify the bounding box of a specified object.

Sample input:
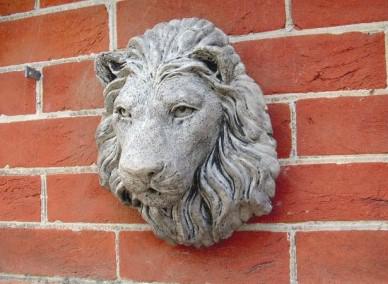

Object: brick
[0,6,108,67]
[293,0,388,29]
[235,32,386,94]
[43,61,104,112]
[0,72,36,115]
[0,0,34,16]
[268,103,291,158]
[117,0,285,48]
[0,176,40,221]
[47,173,144,223]
[41,0,84,8]
[0,117,99,167]
[297,231,388,283]
[256,163,388,223]
[297,96,388,156]
[120,231,289,283]
[0,228,116,279]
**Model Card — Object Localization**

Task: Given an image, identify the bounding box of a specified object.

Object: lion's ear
[95,52,127,86]
[192,46,236,84]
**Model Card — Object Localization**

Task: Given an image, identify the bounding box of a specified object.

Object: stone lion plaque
[95,18,279,247]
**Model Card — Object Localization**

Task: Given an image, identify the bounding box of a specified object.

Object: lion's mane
[95,18,279,247]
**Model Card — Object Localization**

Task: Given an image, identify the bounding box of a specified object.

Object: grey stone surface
[95,18,279,247]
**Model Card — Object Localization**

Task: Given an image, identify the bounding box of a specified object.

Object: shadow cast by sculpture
[95,18,279,247]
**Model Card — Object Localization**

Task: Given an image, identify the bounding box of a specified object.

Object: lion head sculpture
[95,18,279,247]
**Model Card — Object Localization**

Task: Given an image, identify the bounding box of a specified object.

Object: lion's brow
[156,80,205,107]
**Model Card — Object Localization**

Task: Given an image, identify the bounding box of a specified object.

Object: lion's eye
[116,106,131,118]
[172,105,196,118]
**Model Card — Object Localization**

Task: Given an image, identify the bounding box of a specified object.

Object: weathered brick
[0,0,34,16]
[257,163,388,223]
[235,32,386,94]
[0,6,108,67]
[0,72,36,115]
[0,117,99,167]
[0,176,40,221]
[293,0,388,29]
[297,96,388,156]
[47,173,144,223]
[117,0,285,48]
[43,61,104,112]
[41,0,83,8]
[0,228,116,279]
[297,231,388,283]
[268,103,291,158]
[120,231,289,283]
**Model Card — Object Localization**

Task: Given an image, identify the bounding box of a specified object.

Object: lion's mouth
[129,185,183,208]
[119,189,141,207]
[121,178,187,207]
[130,186,162,202]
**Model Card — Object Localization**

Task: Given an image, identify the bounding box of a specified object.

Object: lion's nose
[120,162,164,182]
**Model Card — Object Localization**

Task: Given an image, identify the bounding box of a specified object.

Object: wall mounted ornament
[95,18,280,247]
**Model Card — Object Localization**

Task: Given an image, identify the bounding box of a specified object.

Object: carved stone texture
[95,18,280,247]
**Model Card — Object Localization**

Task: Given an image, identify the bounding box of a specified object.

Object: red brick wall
[0,0,387,283]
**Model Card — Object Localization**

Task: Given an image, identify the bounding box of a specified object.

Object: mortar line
[0,165,98,176]
[230,21,388,43]
[0,109,104,123]
[264,88,388,104]
[34,0,40,10]
[241,221,388,232]
[0,221,151,232]
[0,272,145,284]
[107,0,117,51]
[40,175,48,223]
[1,220,388,232]
[289,101,297,158]
[288,231,298,284]
[284,0,294,31]
[0,54,97,74]
[0,273,98,284]
[279,154,388,165]
[115,230,121,280]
